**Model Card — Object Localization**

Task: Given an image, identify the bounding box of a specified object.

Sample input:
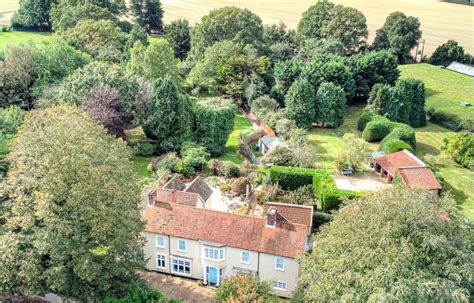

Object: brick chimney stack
[171,180,177,203]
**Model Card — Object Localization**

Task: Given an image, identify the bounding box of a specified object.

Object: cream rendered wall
[258,253,299,298]
[223,247,259,275]
[143,231,301,298]
[143,231,170,273]
[169,236,203,279]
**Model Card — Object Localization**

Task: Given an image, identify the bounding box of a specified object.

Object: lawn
[125,128,153,180]
[399,63,474,126]
[415,123,474,221]
[0,31,51,50]
[307,102,377,169]
[216,114,253,165]
[308,103,474,221]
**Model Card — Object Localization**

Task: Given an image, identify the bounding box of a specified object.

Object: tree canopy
[61,19,127,61]
[297,0,335,42]
[372,11,422,63]
[294,187,474,302]
[0,106,144,301]
[188,6,264,63]
[164,19,191,61]
[11,0,55,30]
[285,78,316,129]
[126,39,180,83]
[130,0,164,34]
[431,40,465,67]
[141,77,193,153]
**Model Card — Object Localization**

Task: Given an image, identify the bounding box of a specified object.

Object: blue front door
[209,267,218,285]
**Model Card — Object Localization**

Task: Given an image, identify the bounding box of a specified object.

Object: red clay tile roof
[151,188,202,207]
[263,202,313,227]
[375,150,425,175]
[143,202,309,258]
[398,167,442,190]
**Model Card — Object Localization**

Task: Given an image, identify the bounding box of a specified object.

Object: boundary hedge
[269,166,360,212]
[359,111,416,154]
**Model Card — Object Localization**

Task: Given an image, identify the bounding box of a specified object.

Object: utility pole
[415,39,425,63]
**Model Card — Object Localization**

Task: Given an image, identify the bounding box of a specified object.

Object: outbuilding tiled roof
[263,202,313,227]
[163,176,186,191]
[375,149,425,175]
[398,167,442,190]
[184,176,213,202]
[151,188,202,207]
[143,202,309,258]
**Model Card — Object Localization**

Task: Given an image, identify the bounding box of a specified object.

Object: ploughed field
[161,0,474,55]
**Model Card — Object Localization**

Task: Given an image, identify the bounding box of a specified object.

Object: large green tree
[187,40,242,93]
[31,37,91,96]
[366,83,395,115]
[188,6,264,63]
[301,55,356,100]
[320,5,368,55]
[164,19,191,61]
[51,0,126,17]
[372,12,422,63]
[431,40,465,67]
[0,106,144,301]
[392,78,426,127]
[49,2,117,32]
[348,50,399,97]
[61,19,127,61]
[126,39,180,83]
[215,50,270,101]
[142,77,193,153]
[11,0,55,29]
[285,78,316,129]
[314,82,346,127]
[130,0,164,34]
[54,62,142,111]
[296,0,335,42]
[294,187,473,302]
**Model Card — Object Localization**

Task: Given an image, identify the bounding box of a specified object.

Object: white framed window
[171,257,192,276]
[177,239,186,252]
[204,247,225,261]
[275,257,285,271]
[156,254,166,269]
[241,251,250,264]
[155,235,165,248]
[273,281,287,291]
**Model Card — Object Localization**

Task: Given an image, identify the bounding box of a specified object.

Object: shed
[258,135,288,154]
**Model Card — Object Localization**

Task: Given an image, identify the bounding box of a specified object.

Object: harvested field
[161,0,473,55]
[2,0,472,54]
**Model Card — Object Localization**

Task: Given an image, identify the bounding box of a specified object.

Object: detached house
[142,199,312,298]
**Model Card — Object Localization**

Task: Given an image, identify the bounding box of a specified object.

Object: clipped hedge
[312,172,361,212]
[269,166,360,212]
[359,112,416,154]
[269,166,316,190]
[362,121,391,142]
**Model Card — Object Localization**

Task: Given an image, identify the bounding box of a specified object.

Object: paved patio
[140,271,215,303]
[332,172,392,192]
